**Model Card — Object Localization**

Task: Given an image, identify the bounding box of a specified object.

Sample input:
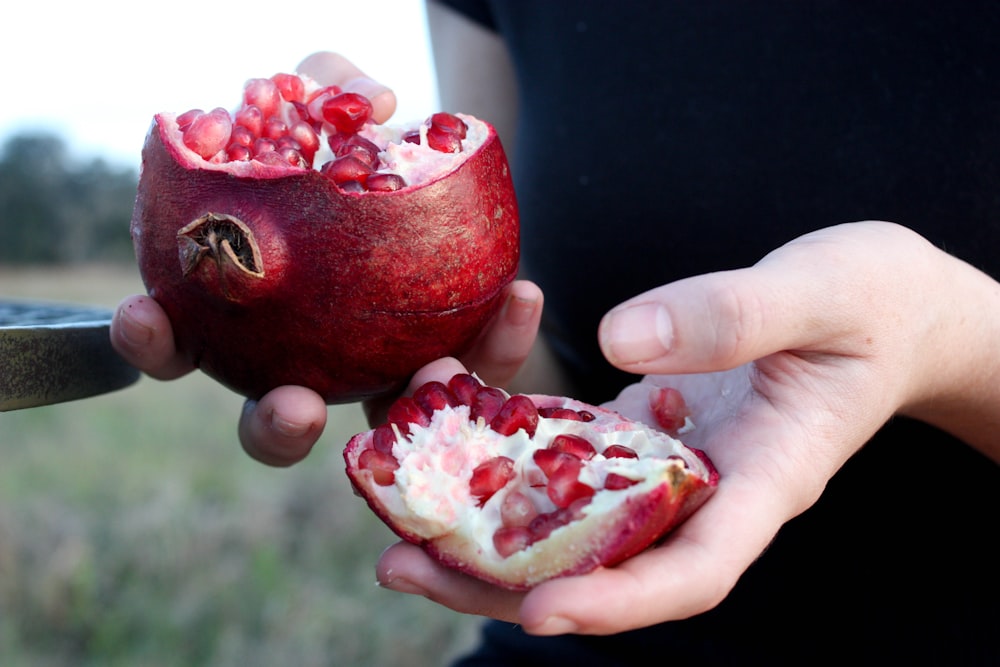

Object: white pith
[159,99,488,187]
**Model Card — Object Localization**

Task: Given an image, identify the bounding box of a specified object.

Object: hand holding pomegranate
[111,51,544,466]
[111,278,543,466]
[374,221,1000,635]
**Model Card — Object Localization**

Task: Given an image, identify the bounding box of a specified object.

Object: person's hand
[375,220,1000,635]
[111,279,542,465]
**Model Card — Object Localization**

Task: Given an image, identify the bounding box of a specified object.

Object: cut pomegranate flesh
[344,374,718,590]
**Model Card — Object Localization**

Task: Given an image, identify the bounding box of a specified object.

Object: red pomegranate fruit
[131,73,519,403]
[344,374,718,590]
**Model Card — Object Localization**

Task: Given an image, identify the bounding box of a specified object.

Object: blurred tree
[0,132,138,264]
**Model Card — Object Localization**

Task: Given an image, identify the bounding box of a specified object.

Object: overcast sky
[1,0,439,169]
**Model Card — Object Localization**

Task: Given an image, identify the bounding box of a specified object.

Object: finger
[363,357,470,426]
[296,51,397,123]
[377,541,525,622]
[110,295,193,381]
[460,280,543,387]
[238,385,327,467]
[519,474,779,635]
[597,221,918,375]
[408,356,471,389]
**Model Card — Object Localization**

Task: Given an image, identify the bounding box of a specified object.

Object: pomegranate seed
[550,434,596,460]
[604,473,638,490]
[255,150,290,167]
[276,136,302,152]
[287,101,312,125]
[226,144,252,162]
[538,407,582,420]
[358,449,400,486]
[229,125,254,148]
[372,423,398,454]
[252,137,277,157]
[546,457,595,508]
[493,526,532,558]
[277,146,307,168]
[182,107,233,160]
[471,386,507,423]
[271,72,305,103]
[402,130,421,144]
[243,77,282,119]
[426,125,462,153]
[578,411,596,422]
[528,507,572,541]
[234,105,264,136]
[603,444,639,459]
[469,456,516,502]
[305,85,342,125]
[322,92,374,134]
[490,395,539,437]
[176,108,204,131]
[532,448,577,478]
[320,156,374,186]
[366,173,407,192]
[447,373,481,405]
[289,121,320,162]
[430,112,468,139]
[649,386,690,434]
[500,491,538,528]
[412,380,458,416]
[263,116,288,140]
[334,134,382,169]
[387,395,431,434]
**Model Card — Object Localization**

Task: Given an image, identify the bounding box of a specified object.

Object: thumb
[296,51,397,124]
[597,221,923,375]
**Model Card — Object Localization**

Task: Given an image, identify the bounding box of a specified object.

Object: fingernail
[535,616,579,636]
[118,306,153,347]
[344,76,390,101]
[504,294,538,327]
[600,303,673,365]
[269,410,310,438]
[378,576,428,597]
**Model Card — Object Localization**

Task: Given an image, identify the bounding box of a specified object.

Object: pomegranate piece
[649,386,692,434]
[181,107,232,160]
[345,374,718,590]
[131,71,519,403]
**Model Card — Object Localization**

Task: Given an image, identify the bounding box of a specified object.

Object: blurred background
[1,1,485,665]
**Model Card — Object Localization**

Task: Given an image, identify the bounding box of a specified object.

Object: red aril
[344,374,718,590]
[131,71,519,403]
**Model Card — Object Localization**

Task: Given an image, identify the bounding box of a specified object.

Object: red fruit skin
[131,114,519,403]
[344,394,718,590]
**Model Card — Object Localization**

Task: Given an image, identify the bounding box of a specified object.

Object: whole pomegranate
[344,374,718,590]
[131,73,519,403]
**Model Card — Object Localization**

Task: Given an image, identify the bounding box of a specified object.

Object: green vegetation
[0,132,137,265]
[0,266,481,666]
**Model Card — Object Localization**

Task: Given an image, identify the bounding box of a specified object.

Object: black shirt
[435,2,1000,664]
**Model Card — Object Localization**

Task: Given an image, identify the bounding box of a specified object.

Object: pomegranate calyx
[177,213,264,300]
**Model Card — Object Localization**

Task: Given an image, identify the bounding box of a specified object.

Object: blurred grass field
[0,264,482,667]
